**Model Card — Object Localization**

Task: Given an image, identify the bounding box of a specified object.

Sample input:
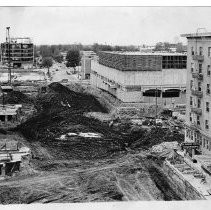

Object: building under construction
[1,37,34,69]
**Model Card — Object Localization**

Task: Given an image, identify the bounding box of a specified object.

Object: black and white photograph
[0,1,211,207]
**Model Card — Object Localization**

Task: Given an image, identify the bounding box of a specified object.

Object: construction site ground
[0,79,184,203]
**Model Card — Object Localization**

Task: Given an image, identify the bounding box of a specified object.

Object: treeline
[35,42,187,69]
[154,42,187,53]
[35,43,139,58]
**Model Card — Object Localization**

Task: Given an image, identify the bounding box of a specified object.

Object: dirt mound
[48,82,79,95]
[0,91,33,104]
[18,83,184,163]
[18,82,129,161]
[35,82,107,114]
[64,82,87,94]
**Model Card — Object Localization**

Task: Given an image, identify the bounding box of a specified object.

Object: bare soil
[0,83,183,203]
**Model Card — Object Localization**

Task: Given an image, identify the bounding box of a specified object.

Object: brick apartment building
[181,32,211,156]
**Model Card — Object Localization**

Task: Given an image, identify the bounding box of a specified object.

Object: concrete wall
[91,61,186,103]
[92,61,186,87]
[163,160,205,200]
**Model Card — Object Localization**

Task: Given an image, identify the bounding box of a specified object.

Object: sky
[0,7,211,46]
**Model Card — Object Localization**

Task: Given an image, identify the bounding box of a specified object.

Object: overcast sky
[0,7,211,45]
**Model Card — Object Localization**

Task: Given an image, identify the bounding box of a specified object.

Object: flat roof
[100,51,186,56]
[181,32,211,38]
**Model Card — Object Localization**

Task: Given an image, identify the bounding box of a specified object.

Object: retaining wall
[163,160,206,200]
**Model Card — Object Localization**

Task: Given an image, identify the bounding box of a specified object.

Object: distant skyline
[0,7,211,45]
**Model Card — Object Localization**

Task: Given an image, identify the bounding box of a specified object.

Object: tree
[114,45,122,51]
[39,45,51,57]
[154,42,164,51]
[66,50,80,68]
[154,42,171,52]
[163,42,171,52]
[92,43,100,53]
[53,54,63,63]
[176,42,186,53]
[42,57,53,75]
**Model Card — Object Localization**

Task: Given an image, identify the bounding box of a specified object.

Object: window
[198,99,201,108]
[191,131,194,140]
[191,63,194,72]
[199,47,203,56]
[161,55,186,69]
[206,102,210,112]
[199,63,202,73]
[190,96,193,106]
[191,47,194,55]
[207,84,210,94]
[186,129,190,138]
[205,120,209,130]
[207,65,211,76]
[189,113,192,122]
[198,82,202,91]
[208,47,211,57]
[190,80,193,89]
[197,115,200,125]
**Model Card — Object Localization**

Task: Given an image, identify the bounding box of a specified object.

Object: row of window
[189,113,209,130]
[190,81,210,94]
[190,96,210,111]
[191,46,211,56]
[191,63,211,76]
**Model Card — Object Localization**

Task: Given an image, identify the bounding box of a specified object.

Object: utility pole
[155,88,158,119]
[2,92,5,108]
[155,88,158,128]
[6,27,11,85]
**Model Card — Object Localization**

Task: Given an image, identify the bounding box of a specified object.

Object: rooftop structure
[181,32,211,157]
[98,51,186,72]
[181,33,211,38]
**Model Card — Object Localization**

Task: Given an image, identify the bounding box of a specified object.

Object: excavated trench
[0,83,183,203]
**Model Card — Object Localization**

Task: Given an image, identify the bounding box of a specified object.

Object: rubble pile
[150,141,180,158]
